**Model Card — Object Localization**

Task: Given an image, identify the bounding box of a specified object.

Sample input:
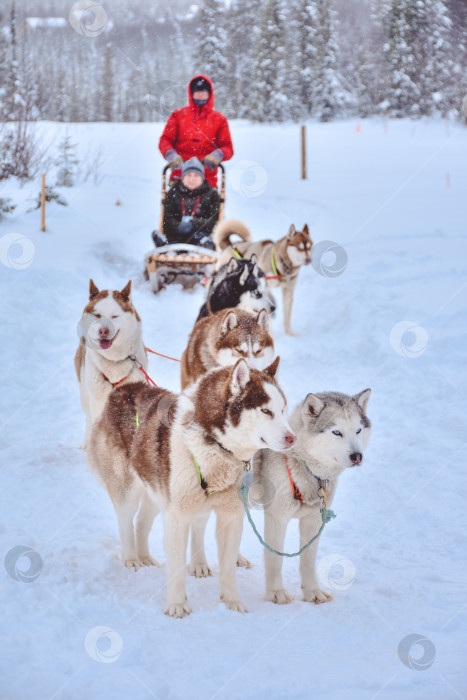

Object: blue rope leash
[239,484,336,558]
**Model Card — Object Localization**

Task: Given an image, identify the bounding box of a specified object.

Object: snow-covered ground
[1,118,466,700]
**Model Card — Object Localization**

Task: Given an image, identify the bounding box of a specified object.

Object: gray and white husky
[87,358,296,617]
[250,389,371,605]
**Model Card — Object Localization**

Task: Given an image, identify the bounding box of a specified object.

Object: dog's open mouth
[99,330,119,350]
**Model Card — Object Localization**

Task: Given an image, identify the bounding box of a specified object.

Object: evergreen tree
[383,0,420,117]
[101,43,115,122]
[298,0,319,116]
[193,0,229,111]
[248,0,289,122]
[313,0,349,121]
[4,1,22,121]
[413,0,453,116]
[55,134,79,187]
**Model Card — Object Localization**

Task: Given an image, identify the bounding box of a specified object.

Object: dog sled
[144,163,225,293]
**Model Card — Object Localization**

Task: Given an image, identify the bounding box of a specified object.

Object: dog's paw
[123,558,142,571]
[265,589,294,605]
[285,329,299,337]
[139,555,161,567]
[223,599,248,613]
[164,602,192,618]
[302,588,333,604]
[188,561,212,578]
[236,553,252,569]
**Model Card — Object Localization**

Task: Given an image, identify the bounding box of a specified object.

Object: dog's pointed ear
[256,308,270,332]
[303,393,325,421]
[89,279,99,298]
[120,280,132,302]
[221,309,238,334]
[287,224,296,239]
[263,356,280,378]
[354,388,371,413]
[227,257,238,273]
[303,224,309,236]
[239,264,249,286]
[231,359,250,394]
[250,253,257,265]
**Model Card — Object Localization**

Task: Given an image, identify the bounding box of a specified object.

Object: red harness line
[101,346,181,391]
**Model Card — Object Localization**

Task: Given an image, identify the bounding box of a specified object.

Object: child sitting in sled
[152,158,220,250]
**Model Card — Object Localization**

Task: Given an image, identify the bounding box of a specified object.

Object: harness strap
[286,456,304,503]
[270,247,287,282]
[100,372,128,389]
[232,247,243,260]
[193,454,215,495]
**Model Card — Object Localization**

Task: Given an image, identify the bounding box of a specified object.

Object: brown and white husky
[214,220,313,336]
[180,307,274,390]
[87,358,296,617]
[75,279,147,449]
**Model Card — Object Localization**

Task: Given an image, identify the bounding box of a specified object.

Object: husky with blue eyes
[249,389,372,605]
[74,279,147,449]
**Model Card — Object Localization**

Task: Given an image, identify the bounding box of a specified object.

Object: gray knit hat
[181,157,205,180]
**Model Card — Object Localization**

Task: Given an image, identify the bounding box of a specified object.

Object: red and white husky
[87,358,296,617]
[75,279,147,448]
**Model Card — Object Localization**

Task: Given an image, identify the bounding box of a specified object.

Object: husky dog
[75,279,147,448]
[181,307,274,390]
[87,358,296,617]
[214,220,312,336]
[250,389,371,605]
[196,254,275,321]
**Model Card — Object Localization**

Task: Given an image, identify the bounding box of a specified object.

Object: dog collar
[100,371,128,389]
[205,434,252,471]
[232,247,243,260]
[286,456,328,511]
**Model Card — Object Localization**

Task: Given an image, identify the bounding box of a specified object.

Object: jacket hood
[188,74,214,113]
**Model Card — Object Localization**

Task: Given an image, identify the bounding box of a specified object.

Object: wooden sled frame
[144,163,225,293]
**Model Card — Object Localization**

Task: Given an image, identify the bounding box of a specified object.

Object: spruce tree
[383,0,420,117]
[101,43,115,122]
[248,0,288,122]
[193,0,229,111]
[313,0,349,121]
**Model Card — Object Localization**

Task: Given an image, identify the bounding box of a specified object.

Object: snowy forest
[1,0,467,124]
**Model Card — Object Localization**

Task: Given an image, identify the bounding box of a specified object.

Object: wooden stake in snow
[40,174,46,232]
[301,125,307,180]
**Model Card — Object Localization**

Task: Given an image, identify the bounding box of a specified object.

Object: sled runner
[144,163,225,293]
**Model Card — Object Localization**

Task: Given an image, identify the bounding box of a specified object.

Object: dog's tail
[214,219,251,251]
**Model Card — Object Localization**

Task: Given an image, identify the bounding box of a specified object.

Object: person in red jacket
[159,74,233,187]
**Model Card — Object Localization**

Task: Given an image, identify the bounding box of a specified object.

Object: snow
[1,118,466,700]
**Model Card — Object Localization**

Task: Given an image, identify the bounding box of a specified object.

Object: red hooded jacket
[158,75,233,187]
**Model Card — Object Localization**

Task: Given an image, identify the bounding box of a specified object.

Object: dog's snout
[284,432,296,448]
[98,326,110,339]
[350,452,363,465]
